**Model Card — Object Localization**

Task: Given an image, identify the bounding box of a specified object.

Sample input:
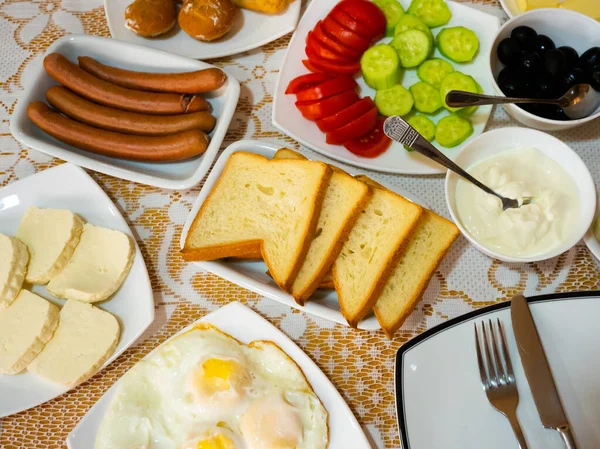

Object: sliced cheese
[0,290,59,374]
[561,0,600,19]
[524,0,559,9]
[0,234,29,309]
[28,300,120,386]
[16,207,84,284]
[47,224,134,303]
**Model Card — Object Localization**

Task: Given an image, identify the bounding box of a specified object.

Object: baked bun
[178,0,238,42]
[125,0,176,37]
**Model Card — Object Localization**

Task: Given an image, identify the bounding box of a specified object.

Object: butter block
[0,290,59,374]
[27,300,120,386]
[16,207,84,284]
[561,0,600,19]
[47,224,134,303]
[0,234,29,309]
[524,0,559,9]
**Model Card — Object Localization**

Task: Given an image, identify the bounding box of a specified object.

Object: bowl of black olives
[489,8,600,131]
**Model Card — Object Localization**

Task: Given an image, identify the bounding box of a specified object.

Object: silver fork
[474,319,529,449]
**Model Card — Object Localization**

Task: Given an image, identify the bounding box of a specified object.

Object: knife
[510,294,578,449]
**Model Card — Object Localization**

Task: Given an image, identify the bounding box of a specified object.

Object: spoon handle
[445,90,559,108]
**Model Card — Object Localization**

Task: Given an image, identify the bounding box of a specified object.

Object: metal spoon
[445,83,600,120]
[383,116,531,211]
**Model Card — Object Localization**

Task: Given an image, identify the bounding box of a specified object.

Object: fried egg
[95,324,328,449]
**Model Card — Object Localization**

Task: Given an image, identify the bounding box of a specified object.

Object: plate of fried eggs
[67,301,372,449]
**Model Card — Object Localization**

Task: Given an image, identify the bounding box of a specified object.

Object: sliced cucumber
[391,29,432,68]
[409,81,442,113]
[405,114,436,150]
[374,84,414,117]
[417,58,454,88]
[439,71,478,112]
[437,26,480,63]
[394,13,433,44]
[435,115,473,148]
[456,80,483,117]
[407,0,451,28]
[373,0,405,37]
[361,44,401,90]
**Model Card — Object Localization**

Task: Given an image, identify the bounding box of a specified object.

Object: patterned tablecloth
[1,0,599,447]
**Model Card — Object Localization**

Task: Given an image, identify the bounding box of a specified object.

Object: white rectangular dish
[67,301,371,449]
[10,34,240,190]
[180,139,429,330]
[0,163,154,417]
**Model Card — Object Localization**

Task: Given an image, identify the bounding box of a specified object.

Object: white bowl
[445,127,596,263]
[488,9,600,131]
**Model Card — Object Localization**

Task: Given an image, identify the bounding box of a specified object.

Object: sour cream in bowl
[445,128,595,263]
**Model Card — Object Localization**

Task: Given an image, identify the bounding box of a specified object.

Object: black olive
[519,51,541,75]
[517,103,539,115]
[510,26,537,52]
[497,38,522,67]
[543,49,567,78]
[561,67,586,92]
[534,72,557,99]
[533,34,555,56]
[558,46,579,68]
[498,66,523,97]
[590,64,600,91]
[533,104,569,121]
[579,47,600,71]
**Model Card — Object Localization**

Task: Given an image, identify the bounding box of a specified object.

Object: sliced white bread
[333,177,422,327]
[16,206,84,284]
[273,148,371,304]
[182,152,331,291]
[0,234,29,309]
[28,300,120,386]
[0,290,59,374]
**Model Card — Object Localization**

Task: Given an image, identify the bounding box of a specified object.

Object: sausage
[46,86,216,136]
[43,53,208,115]
[78,56,227,94]
[27,102,208,162]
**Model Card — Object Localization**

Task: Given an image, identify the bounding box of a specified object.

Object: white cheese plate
[0,163,154,417]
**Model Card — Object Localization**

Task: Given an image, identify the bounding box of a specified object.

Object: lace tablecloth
[1,0,599,447]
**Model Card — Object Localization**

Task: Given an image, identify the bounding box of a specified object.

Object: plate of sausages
[10,34,240,189]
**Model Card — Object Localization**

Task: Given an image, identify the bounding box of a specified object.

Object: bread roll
[125,0,176,37]
[179,0,238,41]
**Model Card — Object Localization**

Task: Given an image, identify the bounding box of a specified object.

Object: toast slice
[273,148,371,304]
[182,152,331,291]
[333,178,422,327]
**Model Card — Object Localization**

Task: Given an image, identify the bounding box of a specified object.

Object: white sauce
[455,147,579,258]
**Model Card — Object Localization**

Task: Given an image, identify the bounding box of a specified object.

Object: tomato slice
[330,7,375,40]
[296,90,359,120]
[312,21,361,60]
[285,73,333,95]
[316,96,374,132]
[306,47,361,75]
[306,31,355,64]
[337,0,386,41]
[296,76,356,102]
[326,107,378,145]
[302,59,323,73]
[321,16,371,53]
[344,118,391,158]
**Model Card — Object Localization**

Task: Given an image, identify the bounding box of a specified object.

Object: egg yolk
[182,433,236,449]
[201,358,237,392]
[189,358,250,407]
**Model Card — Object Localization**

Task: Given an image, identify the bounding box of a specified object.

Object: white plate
[10,34,240,190]
[583,195,600,262]
[180,139,429,330]
[395,291,600,449]
[499,0,519,18]
[272,0,500,175]
[66,301,371,449]
[0,163,154,418]
[104,0,301,60]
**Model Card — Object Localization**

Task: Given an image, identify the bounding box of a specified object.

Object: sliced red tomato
[296,90,359,120]
[330,7,374,40]
[285,73,333,94]
[306,47,361,74]
[306,31,355,64]
[302,59,323,73]
[296,76,356,102]
[337,0,386,41]
[321,16,370,53]
[316,97,374,132]
[312,21,361,60]
[326,107,378,145]
[344,118,391,158]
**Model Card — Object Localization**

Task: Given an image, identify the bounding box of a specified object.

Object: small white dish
[499,0,519,18]
[180,139,429,330]
[104,0,301,60]
[444,127,596,263]
[67,301,371,449]
[0,163,154,418]
[10,34,240,190]
[395,291,600,449]
[488,8,600,132]
[583,195,600,262]
[273,0,500,175]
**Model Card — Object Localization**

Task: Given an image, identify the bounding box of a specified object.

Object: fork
[474,319,529,449]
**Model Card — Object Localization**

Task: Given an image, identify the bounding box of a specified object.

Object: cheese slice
[0,234,29,309]
[27,300,120,386]
[561,0,600,19]
[47,224,134,303]
[521,0,559,9]
[16,207,84,284]
[0,290,59,374]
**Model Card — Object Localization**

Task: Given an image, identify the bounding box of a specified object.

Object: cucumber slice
[457,80,483,117]
[407,0,451,28]
[361,44,401,90]
[374,84,414,116]
[437,26,480,63]
[391,29,431,68]
[435,115,473,148]
[439,71,478,112]
[417,58,454,88]
[409,81,442,113]
[373,0,405,37]
[404,114,436,150]
[394,13,433,44]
